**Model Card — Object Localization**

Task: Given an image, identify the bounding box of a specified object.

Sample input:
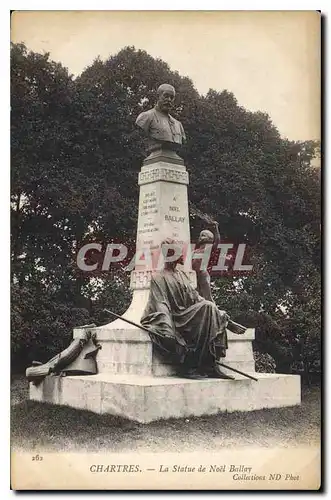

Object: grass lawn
[11,375,321,452]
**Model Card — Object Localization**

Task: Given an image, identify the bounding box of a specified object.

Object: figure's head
[198,229,214,244]
[156,84,176,114]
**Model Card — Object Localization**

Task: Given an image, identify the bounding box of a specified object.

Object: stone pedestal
[78,148,196,377]
[72,326,256,377]
[29,149,301,421]
[83,148,195,377]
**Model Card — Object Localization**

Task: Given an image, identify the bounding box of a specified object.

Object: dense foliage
[11,43,321,378]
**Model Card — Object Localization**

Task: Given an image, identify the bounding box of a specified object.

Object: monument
[29,83,301,423]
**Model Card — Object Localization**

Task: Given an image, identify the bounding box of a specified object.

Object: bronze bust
[135,84,186,150]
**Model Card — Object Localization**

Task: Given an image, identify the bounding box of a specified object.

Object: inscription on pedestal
[139,190,158,218]
[162,188,189,247]
[136,186,160,249]
[135,163,192,277]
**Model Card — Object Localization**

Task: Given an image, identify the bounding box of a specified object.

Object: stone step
[30,372,301,424]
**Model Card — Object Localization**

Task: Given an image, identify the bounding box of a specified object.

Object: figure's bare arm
[210,221,221,248]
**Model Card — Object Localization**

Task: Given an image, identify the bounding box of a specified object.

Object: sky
[11,10,321,141]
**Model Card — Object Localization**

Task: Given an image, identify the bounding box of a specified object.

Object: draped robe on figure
[141,269,228,371]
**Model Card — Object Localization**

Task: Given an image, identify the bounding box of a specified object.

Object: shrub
[253,351,276,373]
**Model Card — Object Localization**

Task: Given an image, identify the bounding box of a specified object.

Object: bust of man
[135,84,186,147]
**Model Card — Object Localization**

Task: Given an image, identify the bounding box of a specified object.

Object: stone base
[30,372,301,424]
[73,321,257,378]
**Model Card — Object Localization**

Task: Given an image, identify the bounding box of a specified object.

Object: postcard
[10,10,321,490]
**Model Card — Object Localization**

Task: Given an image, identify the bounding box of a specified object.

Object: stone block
[30,372,301,424]
[101,379,145,420]
[73,325,257,376]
